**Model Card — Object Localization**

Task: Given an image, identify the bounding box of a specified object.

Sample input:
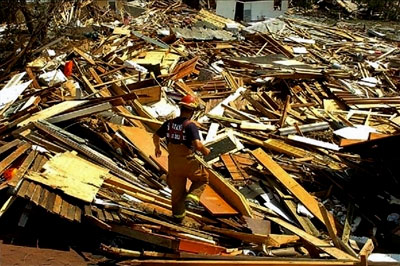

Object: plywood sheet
[25,151,108,202]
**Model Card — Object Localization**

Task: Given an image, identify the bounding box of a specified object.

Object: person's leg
[167,156,187,221]
[186,158,209,204]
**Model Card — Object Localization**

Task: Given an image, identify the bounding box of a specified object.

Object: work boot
[172,216,184,224]
[172,211,186,224]
[184,195,205,212]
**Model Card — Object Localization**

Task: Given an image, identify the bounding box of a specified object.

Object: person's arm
[186,122,210,156]
[192,139,210,156]
[153,134,162,157]
[153,121,168,158]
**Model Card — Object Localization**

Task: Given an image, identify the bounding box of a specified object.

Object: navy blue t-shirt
[156,117,200,149]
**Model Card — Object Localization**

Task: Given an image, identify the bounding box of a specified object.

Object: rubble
[0,1,400,265]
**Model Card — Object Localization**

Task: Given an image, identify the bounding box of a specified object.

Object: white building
[216,0,288,22]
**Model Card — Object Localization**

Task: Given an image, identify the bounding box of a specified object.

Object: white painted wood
[288,135,342,151]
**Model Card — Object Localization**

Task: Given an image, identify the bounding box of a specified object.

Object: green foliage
[292,0,400,20]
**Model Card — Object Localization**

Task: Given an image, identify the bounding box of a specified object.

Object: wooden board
[45,192,56,212]
[31,184,43,205]
[53,195,63,214]
[198,156,253,218]
[252,148,339,234]
[17,180,30,198]
[25,151,108,202]
[267,216,357,261]
[0,143,31,174]
[18,100,88,127]
[66,204,76,221]
[8,150,37,187]
[60,200,70,219]
[178,238,226,255]
[220,154,244,180]
[200,185,238,215]
[119,126,168,172]
[197,156,252,217]
[74,206,82,223]
[123,259,358,265]
[0,139,21,156]
[111,225,177,249]
[24,181,37,199]
[38,188,50,209]
[203,225,278,247]
[130,86,161,105]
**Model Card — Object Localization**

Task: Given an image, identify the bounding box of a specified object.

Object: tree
[0,0,67,78]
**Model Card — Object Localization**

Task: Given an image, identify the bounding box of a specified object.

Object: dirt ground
[0,241,87,266]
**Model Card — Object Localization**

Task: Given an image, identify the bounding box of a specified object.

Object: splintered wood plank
[84,205,93,216]
[267,216,357,261]
[278,95,291,127]
[53,195,63,214]
[24,181,37,199]
[73,47,96,65]
[26,151,107,202]
[111,225,175,249]
[0,196,16,218]
[0,143,31,174]
[60,200,70,219]
[203,225,276,247]
[186,180,238,215]
[17,180,30,197]
[178,238,226,255]
[103,210,114,223]
[231,153,255,166]
[119,126,168,173]
[342,204,354,244]
[252,148,339,235]
[220,154,244,180]
[198,157,252,217]
[171,57,199,81]
[268,178,319,237]
[121,209,212,240]
[26,67,41,89]
[359,239,374,266]
[268,234,300,246]
[86,214,111,230]
[9,150,37,187]
[111,212,121,223]
[200,185,238,215]
[18,100,88,127]
[131,86,162,105]
[45,192,56,212]
[244,217,271,235]
[66,204,76,222]
[38,188,50,209]
[0,139,20,156]
[74,206,82,223]
[31,184,43,205]
[31,154,47,172]
[95,208,106,222]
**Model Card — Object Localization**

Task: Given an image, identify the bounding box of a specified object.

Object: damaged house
[216,0,288,21]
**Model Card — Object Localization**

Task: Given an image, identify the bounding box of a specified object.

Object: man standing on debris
[153,95,210,223]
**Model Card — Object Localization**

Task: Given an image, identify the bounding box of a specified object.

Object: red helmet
[179,95,199,109]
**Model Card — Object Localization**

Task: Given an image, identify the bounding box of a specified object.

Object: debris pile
[0,1,399,265]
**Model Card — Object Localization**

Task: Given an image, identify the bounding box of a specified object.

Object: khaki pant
[167,143,209,218]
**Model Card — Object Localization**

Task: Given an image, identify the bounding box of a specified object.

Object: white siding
[216,0,288,22]
[216,0,237,19]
